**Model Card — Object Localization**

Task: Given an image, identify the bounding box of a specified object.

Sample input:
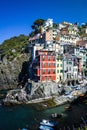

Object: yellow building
[56,54,63,82]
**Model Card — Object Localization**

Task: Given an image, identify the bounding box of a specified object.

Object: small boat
[39,125,54,130]
[40,119,58,127]
[65,106,72,111]
[51,113,62,118]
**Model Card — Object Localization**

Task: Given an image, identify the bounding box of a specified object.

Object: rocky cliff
[0,53,30,90]
[3,81,64,105]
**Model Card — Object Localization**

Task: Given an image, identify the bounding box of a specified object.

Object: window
[43,69,45,74]
[43,63,46,66]
[60,58,63,61]
[54,63,56,66]
[70,74,71,79]
[48,56,50,60]
[57,70,59,73]
[48,63,50,67]
[48,69,50,74]
[57,64,59,67]
[75,68,77,71]
[69,67,71,71]
[60,64,62,67]
[53,57,56,60]
[60,70,63,73]
[57,58,59,61]
[69,61,72,64]
[53,70,56,74]
[67,74,71,79]
[67,74,68,78]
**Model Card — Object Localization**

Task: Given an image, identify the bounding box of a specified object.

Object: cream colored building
[42,18,53,33]
[59,34,79,45]
[68,25,78,35]
[56,54,63,82]
[32,45,44,60]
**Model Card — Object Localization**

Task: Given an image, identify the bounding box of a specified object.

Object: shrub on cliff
[0,34,29,60]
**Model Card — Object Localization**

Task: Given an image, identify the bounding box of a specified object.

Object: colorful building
[63,54,78,81]
[29,19,87,82]
[56,54,63,82]
[32,50,56,82]
[74,47,87,75]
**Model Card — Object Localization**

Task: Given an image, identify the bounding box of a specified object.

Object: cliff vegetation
[0,35,30,90]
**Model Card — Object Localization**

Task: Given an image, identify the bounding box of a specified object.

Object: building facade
[63,54,78,81]
[32,50,56,82]
[56,54,63,82]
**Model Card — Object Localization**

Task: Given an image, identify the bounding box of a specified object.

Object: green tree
[33,19,45,27]
[0,34,29,60]
[30,18,45,35]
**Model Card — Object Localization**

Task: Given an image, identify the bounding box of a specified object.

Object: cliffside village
[3,19,87,105]
[28,18,87,84]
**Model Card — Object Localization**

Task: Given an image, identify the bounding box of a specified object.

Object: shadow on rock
[18,61,30,87]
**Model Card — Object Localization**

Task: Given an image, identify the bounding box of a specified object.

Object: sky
[0,0,87,44]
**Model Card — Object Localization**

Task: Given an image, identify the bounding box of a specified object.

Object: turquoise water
[0,104,68,130]
[1,102,87,130]
[0,91,87,130]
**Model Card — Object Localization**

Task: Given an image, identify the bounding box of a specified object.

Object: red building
[32,50,56,82]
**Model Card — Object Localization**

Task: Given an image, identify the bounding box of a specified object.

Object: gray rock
[3,81,64,105]
[0,54,29,90]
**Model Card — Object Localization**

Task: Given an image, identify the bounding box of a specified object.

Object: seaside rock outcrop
[0,54,30,90]
[3,81,63,105]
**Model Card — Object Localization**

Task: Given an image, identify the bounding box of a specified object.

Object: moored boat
[51,113,62,119]
[40,119,58,127]
[39,125,54,130]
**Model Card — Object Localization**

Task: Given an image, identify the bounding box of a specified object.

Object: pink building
[41,29,53,42]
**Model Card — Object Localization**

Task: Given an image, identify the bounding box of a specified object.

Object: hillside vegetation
[0,34,30,90]
[0,34,29,60]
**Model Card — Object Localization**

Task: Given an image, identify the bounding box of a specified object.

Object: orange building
[32,50,56,82]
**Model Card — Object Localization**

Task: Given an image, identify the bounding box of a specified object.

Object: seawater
[0,103,67,130]
[0,90,87,130]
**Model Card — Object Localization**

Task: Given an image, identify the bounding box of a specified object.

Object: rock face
[31,81,62,97]
[0,54,30,90]
[3,81,63,105]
